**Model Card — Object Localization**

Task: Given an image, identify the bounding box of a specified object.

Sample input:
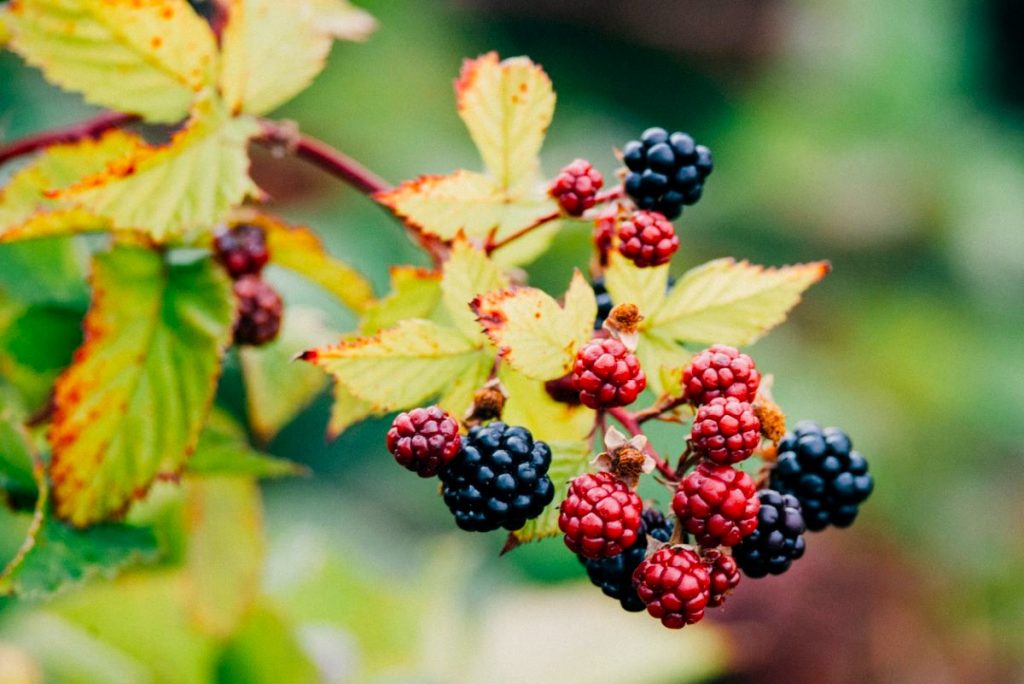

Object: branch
[634,394,690,424]
[0,112,139,167]
[607,407,677,481]
[486,208,561,254]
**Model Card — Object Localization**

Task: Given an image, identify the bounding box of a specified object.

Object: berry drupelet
[770,421,874,531]
[622,127,713,220]
[440,422,554,532]
[732,490,807,578]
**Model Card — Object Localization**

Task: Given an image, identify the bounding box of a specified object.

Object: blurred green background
[1,0,1023,681]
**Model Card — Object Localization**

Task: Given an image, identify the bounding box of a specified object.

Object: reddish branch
[0,112,139,167]
[607,407,677,481]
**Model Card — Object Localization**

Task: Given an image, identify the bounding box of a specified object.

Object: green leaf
[326,379,374,440]
[239,307,333,443]
[214,606,319,684]
[0,239,88,306]
[253,212,375,313]
[0,401,38,494]
[509,440,590,545]
[359,265,442,335]
[650,258,831,346]
[219,0,376,116]
[49,247,235,527]
[304,319,486,413]
[183,475,265,638]
[473,270,595,381]
[57,101,261,241]
[440,240,508,339]
[0,304,83,410]
[603,250,669,319]
[7,0,218,122]
[188,409,306,479]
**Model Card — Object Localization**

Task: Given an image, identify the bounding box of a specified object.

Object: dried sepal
[590,425,655,488]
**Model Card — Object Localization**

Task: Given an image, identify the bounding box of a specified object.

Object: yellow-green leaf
[0,130,140,242]
[473,270,595,381]
[49,247,235,526]
[8,0,217,122]
[326,379,374,440]
[440,240,508,339]
[189,408,306,479]
[0,6,12,48]
[359,265,441,335]
[499,365,593,443]
[650,258,831,346]
[635,330,689,397]
[239,307,332,443]
[220,0,376,115]
[603,250,670,321]
[508,440,590,545]
[303,319,483,413]
[455,52,555,194]
[243,211,376,312]
[184,475,264,637]
[57,102,261,241]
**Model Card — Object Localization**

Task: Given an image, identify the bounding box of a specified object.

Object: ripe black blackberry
[770,421,874,531]
[621,127,713,219]
[579,508,674,612]
[591,277,614,330]
[439,422,554,532]
[733,490,807,578]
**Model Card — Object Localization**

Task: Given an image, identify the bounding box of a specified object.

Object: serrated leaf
[440,240,508,339]
[635,330,689,397]
[499,365,593,442]
[650,259,830,346]
[220,0,376,115]
[0,130,140,242]
[326,379,374,440]
[303,319,483,413]
[603,250,670,320]
[184,475,264,637]
[56,102,261,241]
[473,270,595,381]
[359,265,441,335]
[49,247,235,526]
[239,307,332,443]
[456,52,555,195]
[509,440,590,545]
[251,212,375,313]
[188,409,306,479]
[8,0,217,122]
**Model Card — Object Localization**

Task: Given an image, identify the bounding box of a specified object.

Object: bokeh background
[1,0,1023,682]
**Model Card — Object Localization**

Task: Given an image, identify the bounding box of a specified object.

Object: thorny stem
[0,112,139,167]
[606,407,677,481]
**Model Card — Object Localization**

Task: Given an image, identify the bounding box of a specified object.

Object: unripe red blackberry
[233,276,282,346]
[616,210,679,268]
[704,550,740,607]
[214,223,269,278]
[682,344,761,406]
[558,471,643,559]
[386,406,461,477]
[672,463,760,547]
[571,338,646,409]
[550,159,604,216]
[690,397,761,465]
[632,546,711,629]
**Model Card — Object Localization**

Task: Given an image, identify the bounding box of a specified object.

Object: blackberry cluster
[233,276,283,346]
[440,422,554,532]
[732,490,807,578]
[770,422,874,531]
[622,127,713,219]
[580,508,673,612]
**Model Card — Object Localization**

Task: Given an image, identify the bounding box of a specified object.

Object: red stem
[0,112,139,167]
[486,208,561,254]
[606,407,677,480]
[633,394,689,424]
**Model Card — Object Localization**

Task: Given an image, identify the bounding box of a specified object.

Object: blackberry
[550,159,604,216]
[689,397,761,465]
[558,471,643,558]
[682,344,761,406]
[214,223,269,278]
[633,546,711,628]
[704,550,741,607]
[732,490,806,578]
[386,406,461,477]
[439,422,554,532]
[672,463,760,547]
[622,127,713,219]
[770,422,874,531]
[233,276,282,346]
[579,508,673,612]
[571,338,646,409]
[617,210,679,267]
[591,277,614,330]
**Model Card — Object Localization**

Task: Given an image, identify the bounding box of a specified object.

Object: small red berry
[593,210,616,255]
[571,338,646,409]
[233,276,282,346]
[682,344,761,406]
[214,223,270,278]
[672,463,760,547]
[617,210,679,267]
[550,159,604,216]
[704,550,741,607]
[632,546,711,629]
[543,373,582,406]
[558,471,643,559]
[690,397,762,465]
[386,406,461,477]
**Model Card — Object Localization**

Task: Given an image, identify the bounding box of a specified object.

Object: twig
[607,406,677,481]
[486,208,561,254]
[0,112,139,167]
[634,394,690,424]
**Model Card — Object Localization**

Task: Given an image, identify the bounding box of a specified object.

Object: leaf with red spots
[376,53,563,266]
[48,246,235,527]
[7,0,218,122]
